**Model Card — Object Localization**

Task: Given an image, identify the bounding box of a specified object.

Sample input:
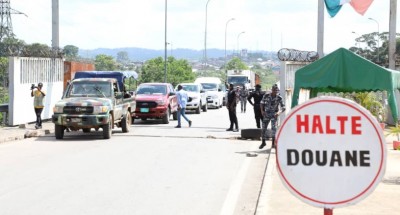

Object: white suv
[176,83,207,114]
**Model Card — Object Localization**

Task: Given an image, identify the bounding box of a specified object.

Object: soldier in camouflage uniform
[259,84,285,149]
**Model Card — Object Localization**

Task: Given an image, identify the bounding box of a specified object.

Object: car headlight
[156,99,165,105]
[53,106,64,113]
[212,95,218,99]
[93,106,109,114]
[191,96,198,100]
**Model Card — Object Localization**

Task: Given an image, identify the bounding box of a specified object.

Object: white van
[194,77,226,108]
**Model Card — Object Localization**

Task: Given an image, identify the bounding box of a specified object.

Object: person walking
[247,84,265,128]
[226,83,239,132]
[259,84,285,149]
[175,85,192,128]
[239,85,249,113]
[31,82,46,129]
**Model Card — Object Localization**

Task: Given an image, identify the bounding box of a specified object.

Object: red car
[133,83,178,124]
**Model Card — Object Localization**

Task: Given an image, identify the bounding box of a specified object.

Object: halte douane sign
[276,97,386,209]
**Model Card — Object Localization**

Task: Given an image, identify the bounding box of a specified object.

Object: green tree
[226,57,248,70]
[0,37,26,56]
[94,54,117,70]
[22,43,51,57]
[140,56,194,86]
[116,51,130,64]
[63,45,79,60]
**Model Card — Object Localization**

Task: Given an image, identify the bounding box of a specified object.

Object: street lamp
[351,31,361,52]
[204,0,212,71]
[164,0,168,83]
[237,31,245,57]
[224,18,235,74]
[368,17,380,63]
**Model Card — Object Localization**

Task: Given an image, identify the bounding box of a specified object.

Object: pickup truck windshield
[200,83,218,91]
[137,85,167,95]
[67,81,112,98]
[182,85,198,92]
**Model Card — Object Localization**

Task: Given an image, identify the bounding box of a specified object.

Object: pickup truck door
[113,83,124,120]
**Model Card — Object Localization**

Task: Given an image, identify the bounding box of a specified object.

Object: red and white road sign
[276,97,386,208]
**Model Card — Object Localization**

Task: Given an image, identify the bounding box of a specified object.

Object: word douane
[296,115,362,135]
[287,149,370,167]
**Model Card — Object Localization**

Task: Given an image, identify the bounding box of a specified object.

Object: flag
[324,0,351,17]
[350,0,374,15]
[324,0,374,17]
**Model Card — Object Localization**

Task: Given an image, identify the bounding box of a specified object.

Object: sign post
[276,97,386,213]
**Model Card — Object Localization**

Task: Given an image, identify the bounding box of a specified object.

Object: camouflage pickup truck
[52,71,136,139]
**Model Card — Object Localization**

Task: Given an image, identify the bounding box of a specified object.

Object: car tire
[196,103,201,114]
[82,128,91,133]
[162,108,170,124]
[55,124,64,139]
[121,112,131,133]
[202,103,207,112]
[241,128,262,140]
[103,115,112,139]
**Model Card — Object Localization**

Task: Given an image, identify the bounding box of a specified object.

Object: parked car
[133,83,178,124]
[176,83,207,114]
[194,77,226,108]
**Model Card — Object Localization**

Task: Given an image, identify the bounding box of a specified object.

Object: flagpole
[317,0,324,58]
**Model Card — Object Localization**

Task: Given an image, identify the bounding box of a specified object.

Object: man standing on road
[31,82,46,129]
[239,85,249,113]
[226,83,239,132]
[247,84,264,128]
[259,84,285,149]
[175,85,192,128]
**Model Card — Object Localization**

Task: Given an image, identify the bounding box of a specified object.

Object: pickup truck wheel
[55,124,64,139]
[82,128,91,133]
[103,115,112,139]
[202,103,207,112]
[121,112,131,133]
[162,108,170,124]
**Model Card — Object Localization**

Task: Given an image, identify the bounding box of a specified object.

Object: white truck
[227,70,260,90]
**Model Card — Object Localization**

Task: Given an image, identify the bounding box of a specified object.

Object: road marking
[219,151,253,215]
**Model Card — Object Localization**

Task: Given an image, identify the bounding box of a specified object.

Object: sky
[7,0,398,53]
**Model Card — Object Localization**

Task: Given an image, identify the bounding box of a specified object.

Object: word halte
[296,115,362,135]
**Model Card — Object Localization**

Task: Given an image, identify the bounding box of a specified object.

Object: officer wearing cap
[259,84,285,149]
[31,82,46,129]
[247,84,264,128]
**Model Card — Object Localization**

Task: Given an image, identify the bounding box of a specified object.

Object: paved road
[0,107,269,215]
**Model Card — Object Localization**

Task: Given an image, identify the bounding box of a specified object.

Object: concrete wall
[279,61,309,122]
[8,57,64,126]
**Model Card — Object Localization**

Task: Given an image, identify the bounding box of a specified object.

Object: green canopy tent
[291,47,400,123]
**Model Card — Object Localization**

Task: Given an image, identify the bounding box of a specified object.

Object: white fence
[279,61,310,122]
[8,57,64,126]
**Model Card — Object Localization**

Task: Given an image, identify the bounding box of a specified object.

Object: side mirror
[218,89,222,92]
[200,89,205,93]
[169,92,176,96]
